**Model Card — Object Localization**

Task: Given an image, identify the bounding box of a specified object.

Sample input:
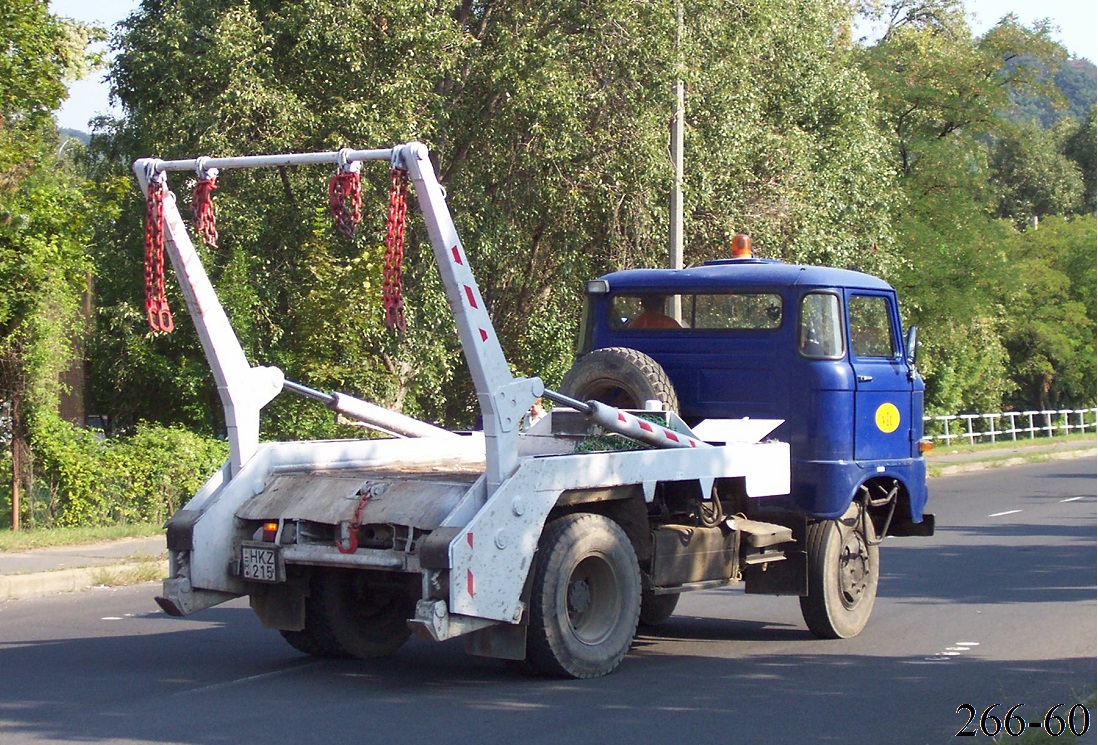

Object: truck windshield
[611,293,782,330]
[799,292,844,358]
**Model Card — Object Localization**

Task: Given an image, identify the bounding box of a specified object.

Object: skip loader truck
[137,141,933,679]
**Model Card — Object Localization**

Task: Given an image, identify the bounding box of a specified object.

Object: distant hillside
[1009,56,1097,128]
[59,128,90,145]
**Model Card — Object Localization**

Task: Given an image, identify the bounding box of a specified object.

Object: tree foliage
[0,1,106,528]
[991,119,1085,226]
[0,1,102,191]
[1000,217,1096,411]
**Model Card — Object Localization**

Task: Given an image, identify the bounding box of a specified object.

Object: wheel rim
[838,528,871,609]
[566,555,621,645]
[585,381,639,409]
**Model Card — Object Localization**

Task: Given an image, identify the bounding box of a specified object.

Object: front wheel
[799,506,879,639]
[526,513,642,678]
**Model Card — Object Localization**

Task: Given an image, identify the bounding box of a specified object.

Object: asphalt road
[0,458,1093,745]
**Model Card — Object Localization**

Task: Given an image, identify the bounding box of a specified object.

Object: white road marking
[1060,497,1084,503]
[171,660,323,697]
[921,640,980,662]
[988,510,1022,517]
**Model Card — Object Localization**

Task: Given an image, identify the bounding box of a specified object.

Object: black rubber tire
[799,506,879,639]
[526,513,642,678]
[559,347,679,412]
[638,589,680,627]
[278,574,350,658]
[316,568,414,659]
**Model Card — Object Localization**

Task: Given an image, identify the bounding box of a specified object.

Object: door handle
[857,375,874,383]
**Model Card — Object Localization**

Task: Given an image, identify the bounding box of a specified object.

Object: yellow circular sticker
[875,403,901,434]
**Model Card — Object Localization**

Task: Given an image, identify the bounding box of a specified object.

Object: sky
[50,0,1098,132]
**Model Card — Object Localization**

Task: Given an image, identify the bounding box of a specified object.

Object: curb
[0,559,168,602]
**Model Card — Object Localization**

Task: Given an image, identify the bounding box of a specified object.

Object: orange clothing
[629,311,681,329]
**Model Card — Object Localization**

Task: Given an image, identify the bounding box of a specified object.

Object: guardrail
[924,408,1098,446]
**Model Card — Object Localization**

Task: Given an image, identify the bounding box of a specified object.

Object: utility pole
[669,0,684,273]
[668,0,685,323]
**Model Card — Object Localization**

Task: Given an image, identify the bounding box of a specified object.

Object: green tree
[1001,217,1096,410]
[991,119,1085,227]
[1063,106,1097,213]
[0,1,101,189]
[0,1,104,529]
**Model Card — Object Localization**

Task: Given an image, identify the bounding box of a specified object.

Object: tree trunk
[10,437,20,531]
[9,396,30,531]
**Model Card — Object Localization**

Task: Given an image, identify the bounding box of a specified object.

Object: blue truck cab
[571,254,934,540]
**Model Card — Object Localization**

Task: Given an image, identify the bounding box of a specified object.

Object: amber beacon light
[731,233,753,258]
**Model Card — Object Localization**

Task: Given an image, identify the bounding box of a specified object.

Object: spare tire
[559,347,679,412]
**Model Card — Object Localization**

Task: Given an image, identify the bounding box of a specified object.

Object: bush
[25,420,226,528]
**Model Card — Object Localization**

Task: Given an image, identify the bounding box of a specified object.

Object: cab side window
[799,292,843,358]
[848,295,896,358]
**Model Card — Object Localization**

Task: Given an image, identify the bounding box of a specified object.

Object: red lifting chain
[328,169,362,238]
[383,167,408,333]
[191,174,219,248]
[143,180,174,333]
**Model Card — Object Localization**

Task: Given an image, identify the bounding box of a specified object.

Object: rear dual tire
[280,568,413,659]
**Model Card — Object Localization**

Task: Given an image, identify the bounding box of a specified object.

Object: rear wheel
[316,568,414,659]
[560,347,679,412]
[799,505,879,639]
[526,514,641,678]
[278,573,349,658]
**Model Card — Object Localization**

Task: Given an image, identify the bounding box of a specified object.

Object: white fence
[924,408,1098,445]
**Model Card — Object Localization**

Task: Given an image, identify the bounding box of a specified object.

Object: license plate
[241,544,282,583]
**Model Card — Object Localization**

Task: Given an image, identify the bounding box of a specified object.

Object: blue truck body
[580,257,931,530]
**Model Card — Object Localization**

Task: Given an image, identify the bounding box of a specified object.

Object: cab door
[847,292,911,462]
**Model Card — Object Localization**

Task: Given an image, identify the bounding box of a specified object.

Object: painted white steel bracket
[446,440,791,623]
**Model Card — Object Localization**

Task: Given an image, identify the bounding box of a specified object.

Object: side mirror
[905,325,918,365]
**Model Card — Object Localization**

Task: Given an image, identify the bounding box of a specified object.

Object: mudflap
[888,512,935,537]
[464,623,528,661]
[743,549,808,596]
[249,580,308,630]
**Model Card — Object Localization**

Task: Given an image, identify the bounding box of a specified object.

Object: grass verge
[928,432,1096,456]
[0,523,163,553]
[89,559,167,587]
